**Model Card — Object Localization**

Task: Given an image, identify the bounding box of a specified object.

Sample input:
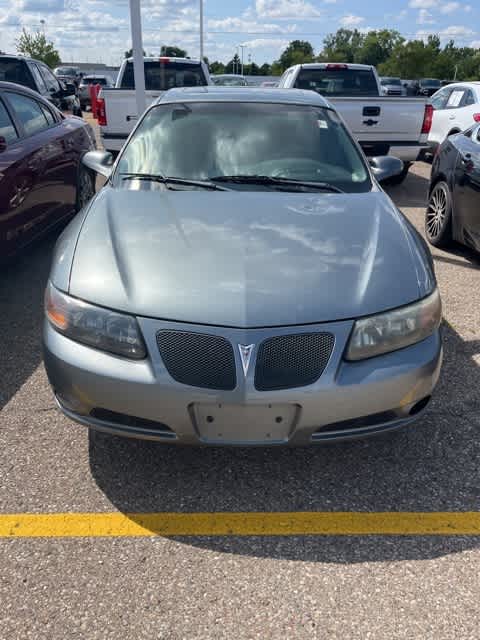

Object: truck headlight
[346,289,441,361]
[45,282,146,360]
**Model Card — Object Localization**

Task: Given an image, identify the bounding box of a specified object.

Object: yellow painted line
[0,512,480,537]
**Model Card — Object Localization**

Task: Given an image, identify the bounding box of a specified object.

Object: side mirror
[82,150,113,178]
[369,156,404,182]
[64,82,76,96]
[0,136,7,153]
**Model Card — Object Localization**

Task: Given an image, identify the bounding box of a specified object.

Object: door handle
[449,115,456,120]
[461,153,472,164]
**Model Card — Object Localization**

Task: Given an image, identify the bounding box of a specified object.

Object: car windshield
[381,78,401,86]
[213,76,247,86]
[82,77,107,85]
[294,68,378,97]
[120,61,206,90]
[421,79,441,87]
[116,102,371,193]
[56,67,77,75]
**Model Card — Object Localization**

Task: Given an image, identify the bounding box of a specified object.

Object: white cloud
[255,0,321,19]
[471,40,480,48]
[208,16,295,34]
[409,0,435,7]
[440,2,460,14]
[417,9,435,24]
[439,25,475,37]
[241,38,289,51]
[464,4,472,11]
[339,14,365,27]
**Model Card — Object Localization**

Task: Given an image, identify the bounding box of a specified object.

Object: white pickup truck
[97,57,211,153]
[278,63,433,183]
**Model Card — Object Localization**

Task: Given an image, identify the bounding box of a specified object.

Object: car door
[429,87,453,147]
[3,90,76,243]
[453,125,480,250]
[0,95,32,257]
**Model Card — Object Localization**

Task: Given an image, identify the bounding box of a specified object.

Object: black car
[54,66,82,88]
[426,125,480,252]
[419,78,442,97]
[0,55,80,114]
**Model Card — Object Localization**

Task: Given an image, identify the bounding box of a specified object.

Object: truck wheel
[425,181,453,248]
[382,162,411,186]
[76,165,95,212]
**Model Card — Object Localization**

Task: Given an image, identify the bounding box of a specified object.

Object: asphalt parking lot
[1,160,480,638]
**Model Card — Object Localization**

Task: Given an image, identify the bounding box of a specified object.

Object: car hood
[67,187,434,328]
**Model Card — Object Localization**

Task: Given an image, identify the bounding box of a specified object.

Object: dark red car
[0,81,96,259]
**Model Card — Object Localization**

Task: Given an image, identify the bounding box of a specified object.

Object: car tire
[76,164,96,212]
[425,181,453,248]
[382,162,411,186]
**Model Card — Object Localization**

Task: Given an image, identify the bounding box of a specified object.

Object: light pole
[128,0,146,117]
[199,0,204,61]
[239,44,245,76]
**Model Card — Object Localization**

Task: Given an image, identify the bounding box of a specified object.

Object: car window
[120,61,207,90]
[39,102,56,126]
[0,59,36,90]
[461,90,476,107]
[117,102,372,193]
[29,63,47,93]
[446,89,466,109]
[294,68,379,97]
[431,88,452,110]
[38,65,60,93]
[0,99,18,143]
[5,92,49,136]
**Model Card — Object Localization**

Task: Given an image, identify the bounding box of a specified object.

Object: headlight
[346,289,441,361]
[45,282,147,360]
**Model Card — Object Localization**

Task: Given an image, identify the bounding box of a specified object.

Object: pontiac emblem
[238,344,255,377]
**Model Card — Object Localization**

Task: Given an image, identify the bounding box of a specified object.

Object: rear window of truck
[120,61,207,91]
[294,68,379,97]
[0,59,35,90]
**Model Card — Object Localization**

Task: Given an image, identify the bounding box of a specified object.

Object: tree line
[13,27,480,81]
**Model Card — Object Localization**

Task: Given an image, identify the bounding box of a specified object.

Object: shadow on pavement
[89,321,480,563]
[0,236,57,410]
[383,169,430,209]
[433,244,480,271]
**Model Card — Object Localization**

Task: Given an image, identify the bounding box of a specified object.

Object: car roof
[125,56,202,64]
[295,62,375,71]
[0,80,63,111]
[157,87,331,108]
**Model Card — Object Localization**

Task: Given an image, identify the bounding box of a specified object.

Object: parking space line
[1,512,480,537]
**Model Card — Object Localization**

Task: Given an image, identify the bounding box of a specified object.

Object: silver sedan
[43,88,442,445]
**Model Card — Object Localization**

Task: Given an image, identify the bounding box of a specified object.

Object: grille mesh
[156,330,236,391]
[255,332,334,391]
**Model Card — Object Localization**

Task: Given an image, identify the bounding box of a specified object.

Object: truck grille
[156,330,236,391]
[254,333,335,391]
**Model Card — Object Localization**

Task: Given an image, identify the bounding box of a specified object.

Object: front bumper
[43,318,442,446]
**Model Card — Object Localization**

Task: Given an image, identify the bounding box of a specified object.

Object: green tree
[355,30,404,66]
[225,53,241,74]
[259,63,271,75]
[245,61,260,76]
[320,29,365,62]
[279,40,314,70]
[160,45,187,58]
[16,29,61,68]
[270,60,284,76]
[124,47,146,58]
[209,60,226,74]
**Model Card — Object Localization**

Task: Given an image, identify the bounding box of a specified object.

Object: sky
[0,0,479,67]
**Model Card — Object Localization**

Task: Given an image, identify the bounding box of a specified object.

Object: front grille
[156,330,236,391]
[255,332,334,391]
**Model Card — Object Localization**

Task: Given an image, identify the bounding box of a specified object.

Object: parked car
[380,77,406,96]
[425,124,480,252]
[78,75,112,109]
[278,63,432,184]
[0,54,80,115]
[44,87,442,446]
[428,82,480,151]
[212,74,248,86]
[98,56,211,153]
[0,81,96,259]
[54,66,82,88]
[418,78,442,97]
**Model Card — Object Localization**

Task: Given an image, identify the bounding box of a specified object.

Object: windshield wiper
[119,173,230,191]
[209,175,344,193]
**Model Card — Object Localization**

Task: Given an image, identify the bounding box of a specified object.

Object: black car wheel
[76,165,95,212]
[425,181,453,247]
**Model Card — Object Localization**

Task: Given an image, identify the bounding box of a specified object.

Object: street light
[199,0,204,61]
[238,44,246,76]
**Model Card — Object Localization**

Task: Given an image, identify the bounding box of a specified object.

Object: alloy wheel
[426,184,448,239]
[77,169,94,210]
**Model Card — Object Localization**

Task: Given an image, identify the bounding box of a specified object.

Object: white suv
[429,82,480,150]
